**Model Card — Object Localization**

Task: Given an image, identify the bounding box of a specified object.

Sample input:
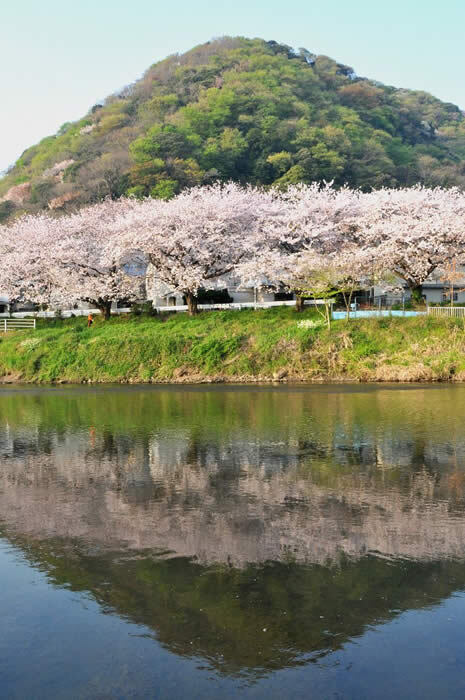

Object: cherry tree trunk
[98,301,112,320]
[295,295,305,312]
[186,292,199,316]
[410,285,423,304]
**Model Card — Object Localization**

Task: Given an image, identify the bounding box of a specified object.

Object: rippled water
[2,384,465,698]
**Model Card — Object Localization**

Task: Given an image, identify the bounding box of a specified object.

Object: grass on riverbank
[0,307,464,383]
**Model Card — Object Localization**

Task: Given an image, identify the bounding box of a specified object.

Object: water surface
[2,384,465,698]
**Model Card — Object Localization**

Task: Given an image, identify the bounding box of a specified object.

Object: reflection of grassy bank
[0,309,464,383]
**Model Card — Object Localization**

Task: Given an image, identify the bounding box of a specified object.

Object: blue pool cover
[332,310,425,320]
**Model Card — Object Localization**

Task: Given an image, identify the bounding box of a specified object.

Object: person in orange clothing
[87,313,94,328]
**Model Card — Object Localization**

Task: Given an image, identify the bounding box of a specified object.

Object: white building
[145,267,293,307]
[372,268,465,305]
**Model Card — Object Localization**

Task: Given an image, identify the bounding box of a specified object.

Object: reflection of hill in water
[2,385,465,675]
[7,530,465,676]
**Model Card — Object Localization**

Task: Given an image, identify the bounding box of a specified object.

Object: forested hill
[2,36,465,221]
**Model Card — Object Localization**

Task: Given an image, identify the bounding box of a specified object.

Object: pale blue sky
[2,0,464,173]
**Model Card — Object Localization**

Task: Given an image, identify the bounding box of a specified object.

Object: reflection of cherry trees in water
[1,386,465,564]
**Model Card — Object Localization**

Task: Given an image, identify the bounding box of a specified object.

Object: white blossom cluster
[296,319,323,329]
[2,182,465,317]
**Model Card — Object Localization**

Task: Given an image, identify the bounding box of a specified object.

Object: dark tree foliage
[0,200,15,222]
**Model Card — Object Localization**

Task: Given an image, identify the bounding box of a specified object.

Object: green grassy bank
[0,307,464,384]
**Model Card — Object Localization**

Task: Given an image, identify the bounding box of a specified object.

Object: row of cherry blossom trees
[2,183,465,318]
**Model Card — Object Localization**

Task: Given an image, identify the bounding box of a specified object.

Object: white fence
[427,306,465,317]
[0,309,122,320]
[1,299,333,319]
[151,299,334,313]
[0,318,36,332]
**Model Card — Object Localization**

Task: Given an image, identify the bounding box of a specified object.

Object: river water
[2,384,465,698]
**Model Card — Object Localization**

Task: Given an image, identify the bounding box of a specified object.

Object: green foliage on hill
[2,36,465,218]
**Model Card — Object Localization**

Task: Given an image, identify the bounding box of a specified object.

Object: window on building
[197,288,233,304]
[443,292,458,302]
